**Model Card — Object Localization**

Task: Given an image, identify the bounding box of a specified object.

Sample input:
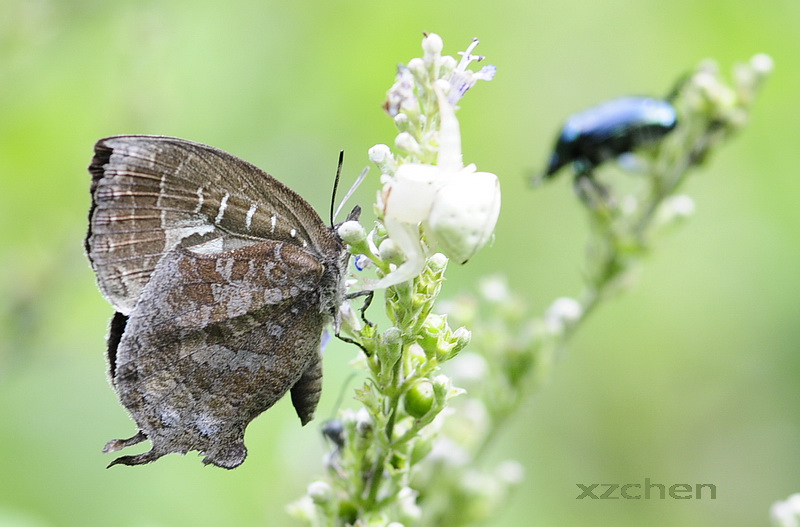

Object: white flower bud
[751,53,774,75]
[307,481,333,504]
[432,374,464,404]
[439,55,457,72]
[451,326,471,355]
[434,78,451,97]
[395,132,421,155]
[378,238,404,264]
[422,33,443,59]
[407,57,425,76]
[369,144,392,164]
[427,252,448,272]
[337,220,366,245]
[394,113,410,129]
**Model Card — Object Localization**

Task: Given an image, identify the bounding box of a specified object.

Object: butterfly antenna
[329,150,345,227]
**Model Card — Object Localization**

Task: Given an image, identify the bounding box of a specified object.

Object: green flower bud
[450,326,471,356]
[404,380,434,418]
[418,313,446,358]
[407,343,426,368]
[378,327,403,384]
[426,252,448,273]
[338,500,358,525]
[381,327,403,364]
[431,374,464,405]
[382,326,402,346]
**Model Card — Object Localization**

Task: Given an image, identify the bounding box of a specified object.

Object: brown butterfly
[85,136,357,468]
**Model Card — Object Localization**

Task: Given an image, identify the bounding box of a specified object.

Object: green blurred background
[1,1,798,526]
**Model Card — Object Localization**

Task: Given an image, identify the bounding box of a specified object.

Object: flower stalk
[289,34,495,526]
[290,38,772,527]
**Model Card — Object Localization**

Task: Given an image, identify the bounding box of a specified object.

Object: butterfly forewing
[86,135,350,468]
[87,136,338,314]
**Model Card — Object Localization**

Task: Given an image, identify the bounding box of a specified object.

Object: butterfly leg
[345,290,375,328]
[102,430,147,454]
[106,449,164,468]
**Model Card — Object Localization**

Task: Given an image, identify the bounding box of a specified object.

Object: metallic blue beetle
[543,96,678,179]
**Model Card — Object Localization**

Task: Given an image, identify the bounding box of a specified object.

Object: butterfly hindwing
[105,241,326,468]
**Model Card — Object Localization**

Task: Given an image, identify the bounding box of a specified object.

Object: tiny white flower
[479,276,511,303]
[354,254,371,271]
[545,297,582,333]
[449,352,489,384]
[338,300,363,333]
[771,493,800,527]
[428,437,470,467]
[655,194,695,230]
[448,38,496,104]
[751,53,774,75]
[667,194,696,217]
[385,67,417,117]
[397,487,421,521]
[496,460,525,485]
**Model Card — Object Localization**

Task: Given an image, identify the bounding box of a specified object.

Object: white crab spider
[371,81,501,290]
